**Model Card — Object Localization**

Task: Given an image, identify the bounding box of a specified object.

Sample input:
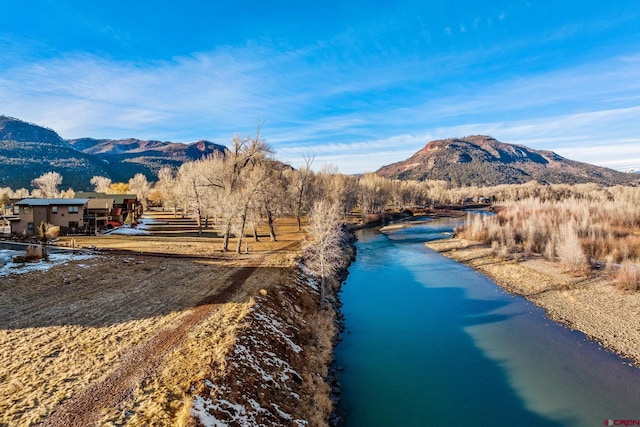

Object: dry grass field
[0,213,308,426]
[56,212,306,265]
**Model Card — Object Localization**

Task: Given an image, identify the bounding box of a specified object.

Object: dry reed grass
[458,188,640,283]
[615,260,640,292]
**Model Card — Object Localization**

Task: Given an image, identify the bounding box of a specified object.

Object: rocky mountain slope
[0,116,225,190]
[377,135,637,186]
[67,137,226,183]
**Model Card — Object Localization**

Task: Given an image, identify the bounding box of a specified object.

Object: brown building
[75,192,139,225]
[86,198,114,232]
[12,198,89,236]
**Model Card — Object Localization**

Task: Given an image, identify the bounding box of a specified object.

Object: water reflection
[336,220,640,427]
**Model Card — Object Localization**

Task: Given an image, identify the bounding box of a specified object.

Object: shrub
[46,225,60,239]
[363,213,382,225]
[557,222,587,273]
[544,237,556,262]
[13,245,47,263]
[615,260,640,292]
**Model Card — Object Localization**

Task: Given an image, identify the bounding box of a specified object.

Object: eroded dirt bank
[426,238,640,366]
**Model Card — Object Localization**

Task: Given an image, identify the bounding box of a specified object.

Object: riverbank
[426,238,640,366]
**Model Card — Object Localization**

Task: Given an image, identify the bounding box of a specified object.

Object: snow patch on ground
[192,393,252,427]
[191,292,310,427]
[296,264,319,292]
[252,311,303,354]
[0,249,95,276]
[136,217,168,230]
[104,226,151,236]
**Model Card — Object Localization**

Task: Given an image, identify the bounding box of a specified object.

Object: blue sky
[1,1,639,173]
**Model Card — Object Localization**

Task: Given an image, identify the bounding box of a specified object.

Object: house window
[27,222,34,231]
[13,206,19,215]
[68,206,79,213]
[23,207,30,215]
[52,206,58,214]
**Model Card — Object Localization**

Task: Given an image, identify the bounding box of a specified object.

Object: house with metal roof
[12,198,89,236]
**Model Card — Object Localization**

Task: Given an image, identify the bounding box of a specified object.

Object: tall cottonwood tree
[177,161,209,234]
[31,172,63,198]
[303,199,347,307]
[286,154,315,232]
[254,160,288,242]
[201,125,272,251]
[128,173,151,210]
[90,176,112,193]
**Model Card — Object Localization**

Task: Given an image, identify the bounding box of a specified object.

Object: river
[335,217,640,426]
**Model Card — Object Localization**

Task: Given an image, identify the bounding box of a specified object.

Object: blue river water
[335,218,640,426]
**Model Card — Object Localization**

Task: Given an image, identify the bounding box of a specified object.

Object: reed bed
[457,185,640,290]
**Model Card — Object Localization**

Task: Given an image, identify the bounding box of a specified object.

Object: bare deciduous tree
[318,166,358,219]
[205,126,272,251]
[358,173,390,220]
[90,176,112,193]
[128,173,151,210]
[303,199,347,307]
[177,161,210,234]
[31,172,62,198]
[286,153,315,232]
[254,161,287,242]
[59,188,75,198]
[155,167,179,215]
[13,188,30,199]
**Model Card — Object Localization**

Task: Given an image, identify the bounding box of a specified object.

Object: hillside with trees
[67,137,226,183]
[0,116,224,190]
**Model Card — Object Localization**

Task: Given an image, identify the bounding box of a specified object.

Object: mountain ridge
[0,115,225,190]
[376,135,637,186]
[0,115,72,148]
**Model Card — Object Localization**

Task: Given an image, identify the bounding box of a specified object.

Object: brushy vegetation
[457,184,640,290]
[12,245,48,263]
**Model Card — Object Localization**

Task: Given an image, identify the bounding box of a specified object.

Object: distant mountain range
[2,116,637,191]
[377,135,638,186]
[0,115,225,190]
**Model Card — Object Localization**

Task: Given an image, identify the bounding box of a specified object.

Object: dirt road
[0,251,281,426]
[40,257,262,427]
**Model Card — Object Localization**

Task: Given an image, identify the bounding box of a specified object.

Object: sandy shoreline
[426,238,640,366]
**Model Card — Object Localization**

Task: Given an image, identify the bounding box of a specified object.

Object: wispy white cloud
[1,35,639,175]
[0,47,315,140]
